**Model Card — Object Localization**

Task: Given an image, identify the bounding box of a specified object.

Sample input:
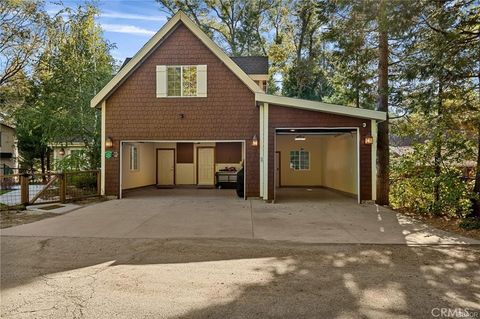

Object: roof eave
[255,93,387,121]
[90,11,261,108]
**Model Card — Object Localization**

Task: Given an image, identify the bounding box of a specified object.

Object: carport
[274,128,359,203]
[118,140,246,199]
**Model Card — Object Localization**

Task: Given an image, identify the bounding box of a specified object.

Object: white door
[197,147,215,185]
[275,152,280,187]
[157,149,174,186]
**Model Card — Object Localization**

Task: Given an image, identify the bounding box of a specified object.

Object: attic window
[157,65,207,98]
[167,66,197,97]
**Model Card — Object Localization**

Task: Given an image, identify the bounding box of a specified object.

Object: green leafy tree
[281,0,333,100]
[0,0,48,87]
[14,4,115,172]
[393,0,479,217]
[156,0,276,56]
[322,1,377,109]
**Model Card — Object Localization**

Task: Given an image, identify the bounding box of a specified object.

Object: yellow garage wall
[122,141,245,187]
[122,142,155,189]
[176,163,195,184]
[276,135,324,186]
[321,134,357,194]
[276,134,357,195]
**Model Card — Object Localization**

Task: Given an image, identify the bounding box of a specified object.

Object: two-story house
[90,12,386,203]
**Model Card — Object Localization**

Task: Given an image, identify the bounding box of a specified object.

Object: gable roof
[255,93,387,121]
[91,11,262,108]
[119,57,132,70]
[231,56,268,75]
[91,11,387,121]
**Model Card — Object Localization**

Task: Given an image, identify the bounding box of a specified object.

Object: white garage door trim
[119,140,246,199]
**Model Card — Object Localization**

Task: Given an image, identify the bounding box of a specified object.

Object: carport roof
[255,93,387,121]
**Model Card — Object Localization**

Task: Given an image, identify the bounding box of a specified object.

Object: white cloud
[101,11,166,22]
[101,24,156,36]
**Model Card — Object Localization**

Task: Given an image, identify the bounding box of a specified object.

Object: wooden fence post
[20,173,30,206]
[59,173,66,203]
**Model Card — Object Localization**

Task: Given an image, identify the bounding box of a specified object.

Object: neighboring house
[90,12,386,203]
[51,141,86,163]
[0,122,18,175]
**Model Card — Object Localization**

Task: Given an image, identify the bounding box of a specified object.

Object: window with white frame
[289,149,310,170]
[130,146,138,170]
[167,66,197,97]
[157,65,206,98]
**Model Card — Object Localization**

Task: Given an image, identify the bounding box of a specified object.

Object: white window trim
[289,149,310,171]
[167,65,198,98]
[130,145,139,171]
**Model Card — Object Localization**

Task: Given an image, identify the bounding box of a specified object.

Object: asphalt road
[1,236,479,319]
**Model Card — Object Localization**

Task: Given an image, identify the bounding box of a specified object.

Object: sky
[46,0,170,63]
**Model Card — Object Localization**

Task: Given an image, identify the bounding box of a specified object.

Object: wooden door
[197,147,215,186]
[157,149,175,186]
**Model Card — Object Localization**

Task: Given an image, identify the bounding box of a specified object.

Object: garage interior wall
[121,142,155,189]
[122,141,243,189]
[276,133,357,195]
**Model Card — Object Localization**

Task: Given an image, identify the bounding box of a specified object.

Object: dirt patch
[38,204,65,211]
[1,210,60,229]
[71,196,109,206]
[396,208,480,240]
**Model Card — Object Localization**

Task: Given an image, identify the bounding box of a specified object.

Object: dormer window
[157,65,207,98]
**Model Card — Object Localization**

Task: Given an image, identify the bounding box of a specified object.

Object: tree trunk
[470,74,480,218]
[46,148,51,172]
[433,81,443,211]
[376,0,390,205]
[470,127,480,218]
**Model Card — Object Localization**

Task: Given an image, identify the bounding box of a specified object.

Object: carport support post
[259,102,269,201]
[20,173,30,206]
[371,119,378,202]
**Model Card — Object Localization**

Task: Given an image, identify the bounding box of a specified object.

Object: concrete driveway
[2,188,480,319]
[2,187,479,245]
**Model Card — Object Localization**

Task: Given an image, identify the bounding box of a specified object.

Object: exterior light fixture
[252,134,258,147]
[105,136,113,148]
[294,135,306,141]
[58,147,65,156]
[364,135,374,145]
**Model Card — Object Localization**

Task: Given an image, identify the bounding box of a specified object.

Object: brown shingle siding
[104,22,259,197]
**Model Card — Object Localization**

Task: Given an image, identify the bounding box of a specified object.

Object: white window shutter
[196,65,207,97]
[156,65,167,98]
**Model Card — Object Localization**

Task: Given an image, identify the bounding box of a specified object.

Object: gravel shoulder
[1,236,479,319]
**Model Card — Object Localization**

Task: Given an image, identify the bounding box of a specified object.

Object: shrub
[390,142,474,218]
[69,174,97,189]
[459,217,480,230]
[55,150,90,171]
[0,177,15,191]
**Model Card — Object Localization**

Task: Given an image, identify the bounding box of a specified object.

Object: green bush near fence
[390,142,474,218]
[0,177,15,191]
[459,217,480,230]
[69,174,97,190]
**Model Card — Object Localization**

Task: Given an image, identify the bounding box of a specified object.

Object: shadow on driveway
[1,236,479,318]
